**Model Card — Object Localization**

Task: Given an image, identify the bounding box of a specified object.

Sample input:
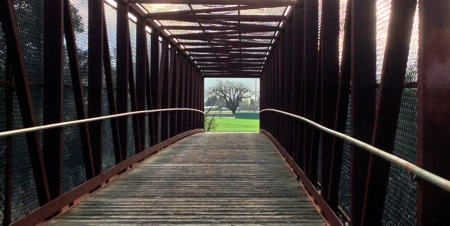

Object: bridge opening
[204,77,260,132]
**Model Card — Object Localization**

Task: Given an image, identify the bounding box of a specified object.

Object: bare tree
[208,81,253,114]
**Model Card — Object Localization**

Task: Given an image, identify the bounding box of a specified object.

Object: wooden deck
[48,133,325,225]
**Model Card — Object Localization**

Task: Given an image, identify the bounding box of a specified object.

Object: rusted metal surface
[10,129,203,226]
[418,1,450,225]
[362,0,417,224]
[48,133,325,225]
[327,1,352,210]
[159,38,169,141]
[88,0,104,175]
[43,0,64,199]
[116,1,130,160]
[320,0,339,203]
[292,1,304,167]
[350,0,376,225]
[302,0,318,179]
[149,29,160,145]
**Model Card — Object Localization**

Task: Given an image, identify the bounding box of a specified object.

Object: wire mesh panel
[0,88,6,222]
[381,6,419,224]
[382,88,418,225]
[145,32,151,149]
[102,92,115,171]
[0,27,6,222]
[11,94,40,222]
[69,0,89,99]
[376,0,392,83]
[128,20,137,157]
[62,90,86,194]
[338,95,352,217]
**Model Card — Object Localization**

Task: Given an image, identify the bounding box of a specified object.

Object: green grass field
[210,118,260,132]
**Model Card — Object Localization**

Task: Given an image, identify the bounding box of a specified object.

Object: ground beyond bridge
[48,133,325,225]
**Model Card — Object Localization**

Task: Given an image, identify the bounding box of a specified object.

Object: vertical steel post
[351,0,376,224]
[327,1,352,210]
[43,0,64,198]
[362,0,417,224]
[159,38,169,141]
[292,1,305,166]
[149,29,160,145]
[88,0,104,175]
[417,1,450,225]
[303,0,318,177]
[320,0,339,202]
[116,0,129,160]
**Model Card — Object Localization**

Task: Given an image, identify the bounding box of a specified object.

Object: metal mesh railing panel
[11,94,40,222]
[62,90,87,193]
[13,0,44,84]
[102,90,115,171]
[381,92,418,225]
[376,0,392,83]
[0,87,6,222]
[69,0,89,94]
[127,97,136,158]
[338,95,351,217]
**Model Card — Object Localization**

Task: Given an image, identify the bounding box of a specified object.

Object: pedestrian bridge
[1,0,450,225]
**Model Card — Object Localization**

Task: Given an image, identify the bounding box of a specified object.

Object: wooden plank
[48,133,325,225]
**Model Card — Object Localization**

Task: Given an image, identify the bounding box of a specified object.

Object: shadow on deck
[48,133,325,225]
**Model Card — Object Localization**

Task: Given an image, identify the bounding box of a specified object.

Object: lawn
[209,118,260,132]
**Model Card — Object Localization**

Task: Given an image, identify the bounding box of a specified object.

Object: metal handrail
[260,108,450,193]
[0,108,205,138]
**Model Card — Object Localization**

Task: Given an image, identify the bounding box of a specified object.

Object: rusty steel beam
[136,17,147,152]
[179,41,272,47]
[361,0,417,225]
[177,35,275,40]
[166,46,176,138]
[88,0,104,175]
[130,0,296,6]
[43,0,64,199]
[320,0,339,203]
[417,1,450,225]
[302,0,318,179]
[161,25,280,32]
[147,5,267,18]
[117,1,130,160]
[149,29,160,145]
[172,51,182,136]
[350,0,377,224]
[291,1,304,166]
[159,38,169,141]
[151,15,287,22]
[327,0,351,210]
[64,0,95,177]
[0,0,51,205]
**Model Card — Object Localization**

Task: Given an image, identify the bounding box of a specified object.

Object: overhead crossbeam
[132,0,296,6]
